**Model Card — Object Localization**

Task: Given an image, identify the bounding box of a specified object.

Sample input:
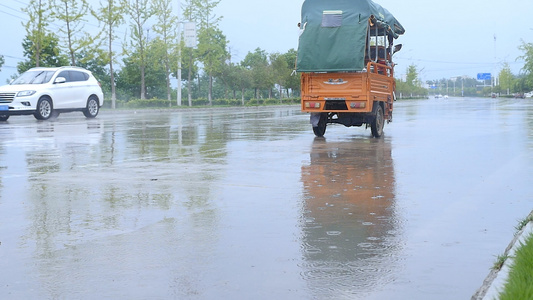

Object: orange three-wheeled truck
[296,0,405,137]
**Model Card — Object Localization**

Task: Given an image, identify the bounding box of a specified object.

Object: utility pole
[176,0,182,106]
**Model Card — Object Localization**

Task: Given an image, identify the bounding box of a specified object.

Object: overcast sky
[1,0,532,84]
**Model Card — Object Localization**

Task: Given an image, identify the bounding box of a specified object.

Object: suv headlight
[17,90,36,97]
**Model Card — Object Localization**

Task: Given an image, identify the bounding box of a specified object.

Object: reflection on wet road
[300,137,399,298]
[0,98,532,299]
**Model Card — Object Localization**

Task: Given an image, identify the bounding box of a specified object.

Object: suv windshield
[12,70,55,85]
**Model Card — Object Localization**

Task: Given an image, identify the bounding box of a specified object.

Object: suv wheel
[83,96,99,118]
[34,97,53,120]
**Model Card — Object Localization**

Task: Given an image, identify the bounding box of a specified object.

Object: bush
[101,99,127,109]
[286,97,301,104]
[191,98,209,106]
[102,97,301,109]
[124,98,172,108]
[264,98,279,105]
[245,99,263,106]
[245,98,301,106]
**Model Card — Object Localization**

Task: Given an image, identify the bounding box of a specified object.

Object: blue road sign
[477,73,491,80]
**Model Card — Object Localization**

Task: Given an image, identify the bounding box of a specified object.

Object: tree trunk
[64,1,76,66]
[139,27,146,100]
[109,24,116,109]
[140,64,146,99]
[279,83,282,102]
[208,73,213,106]
[165,55,171,106]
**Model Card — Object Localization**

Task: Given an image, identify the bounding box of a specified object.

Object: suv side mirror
[54,77,66,84]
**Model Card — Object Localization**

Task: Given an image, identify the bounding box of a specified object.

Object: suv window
[70,71,88,82]
[11,71,55,85]
[57,71,71,82]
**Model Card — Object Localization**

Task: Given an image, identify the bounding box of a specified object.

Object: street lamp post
[177,0,182,106]
[177,22,182,106]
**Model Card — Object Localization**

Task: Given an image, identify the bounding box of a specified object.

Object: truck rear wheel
[312,113,327,137]
[371,105,384,138]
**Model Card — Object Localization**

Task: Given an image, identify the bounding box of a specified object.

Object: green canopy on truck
[296,0,405,72]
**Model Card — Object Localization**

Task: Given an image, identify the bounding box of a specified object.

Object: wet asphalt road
[0,98,532,299]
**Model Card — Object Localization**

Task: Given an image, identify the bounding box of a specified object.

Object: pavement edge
[471,210,533,300]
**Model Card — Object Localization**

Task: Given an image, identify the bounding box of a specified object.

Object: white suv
[0,66,104,121]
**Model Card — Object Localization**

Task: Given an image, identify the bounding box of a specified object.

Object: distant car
[0,66,104,121]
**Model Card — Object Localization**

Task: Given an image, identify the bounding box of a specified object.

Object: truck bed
[301,62,394,115]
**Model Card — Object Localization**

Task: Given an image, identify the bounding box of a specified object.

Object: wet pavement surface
[0,98,532,299]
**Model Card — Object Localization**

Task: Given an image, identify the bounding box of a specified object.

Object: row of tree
[496,46,533,96]
[395,64,429,98]
[395,40,533,98]
[13,0,301,108]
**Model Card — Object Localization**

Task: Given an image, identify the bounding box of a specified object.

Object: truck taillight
[350,102,365,108]
[305,102,321,108]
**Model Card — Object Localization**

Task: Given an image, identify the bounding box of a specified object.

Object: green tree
[144,39,169,99]
[18,34,69,73]
[498,62,514,95]
[183,0,225,105]
[270,52,288,100]
[395,64,427,98]
[179,45,199,106]
[282,49,300,97]
[518,40,533,91]
[124,0,155,99]
[235,65,252,104]
[0,56,4,72]
[197,27,228,105]
[242,48,273,99]
[92,0,125,108]
[117,40,167,100]
[152,0,178,105]
[22,0,54,67]
[514,75,528,94]
[406,64,418,87]
[76,49,111,95]
[217,62,237,99]
[52,0,93,66]
[190,0,221,30]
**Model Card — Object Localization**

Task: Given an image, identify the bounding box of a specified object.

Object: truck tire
[371,105,384,138]
[312,113,327,137]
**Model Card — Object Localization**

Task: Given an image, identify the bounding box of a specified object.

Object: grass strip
[498,232,533,299]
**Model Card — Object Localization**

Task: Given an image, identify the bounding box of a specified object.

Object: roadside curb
[472,210,533,299]
[100,104,301,114]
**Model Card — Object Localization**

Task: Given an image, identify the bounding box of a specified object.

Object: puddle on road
[299,137,401,297]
